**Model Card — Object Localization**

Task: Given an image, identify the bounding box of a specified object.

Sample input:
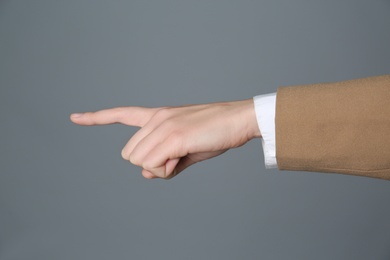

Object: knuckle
[121,149,128,160]
[154,108,172,120]
[141,161,152,171]
[129,154,141,166]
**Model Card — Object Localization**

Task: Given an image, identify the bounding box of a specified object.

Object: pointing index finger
[70,106,159,127]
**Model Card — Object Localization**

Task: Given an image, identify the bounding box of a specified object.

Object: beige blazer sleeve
[275,75,390,180]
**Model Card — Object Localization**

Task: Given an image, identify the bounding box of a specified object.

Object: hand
[70,99,261,179]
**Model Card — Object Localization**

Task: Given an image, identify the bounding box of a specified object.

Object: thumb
[140,158,180,179]
[173,156,197,176]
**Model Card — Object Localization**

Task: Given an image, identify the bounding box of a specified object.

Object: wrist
[233,99,262,141]
[246,98,262,139]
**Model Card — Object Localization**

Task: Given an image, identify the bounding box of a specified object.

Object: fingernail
[71,113,83,118]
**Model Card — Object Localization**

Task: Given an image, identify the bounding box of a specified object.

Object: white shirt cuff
[253,93,277,169]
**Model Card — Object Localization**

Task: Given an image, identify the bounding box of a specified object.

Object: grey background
[1,0,390,259]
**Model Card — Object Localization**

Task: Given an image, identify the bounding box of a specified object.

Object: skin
[70,98,261,179]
